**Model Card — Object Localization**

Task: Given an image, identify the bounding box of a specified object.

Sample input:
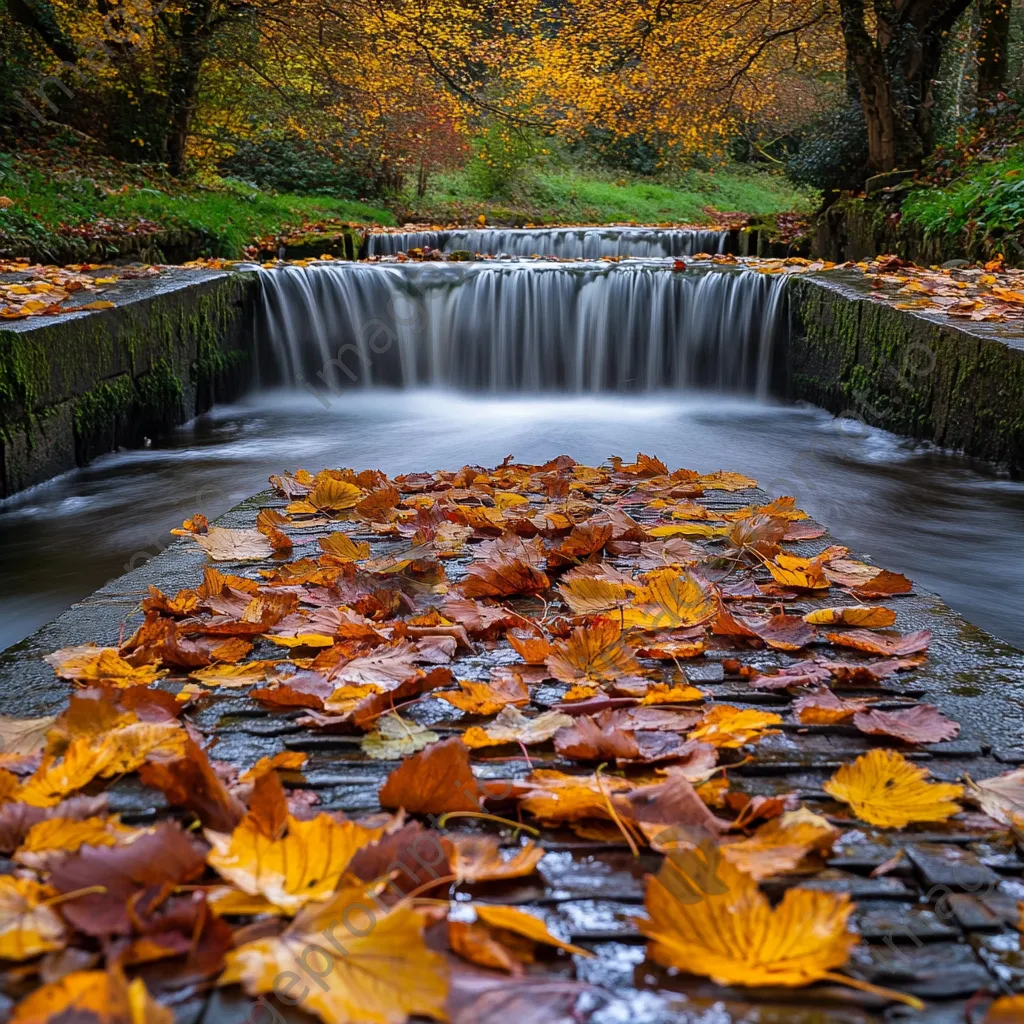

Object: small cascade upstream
[365,226,731,258]
[256,261,788,395]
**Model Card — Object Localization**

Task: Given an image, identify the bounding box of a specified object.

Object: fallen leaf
[805,606,897,628]
[0,714,57,757]
[0,876,65,961]
[639,856,856,987]
[689,706,782,748]
[793,687,870,725]
[967,769,1024,826]
[556,570,633,615]
[622,570,718,630]
[379,738,485,815]
[11,968,172,1024]
[361,714,440,759]
[765,554,829,591]
[720,808,840,880]
[517,769,635,825]
[207,810,382,913]
[319,531,371,561]
[19,723,188,807]
[44,645,165,686]
[446,836,545,884]
[825,629,931,657]
[506,629,553,664]
[48,822,206,936]
[435,675,530,715]
[188,661,279,688]
[137,737,245,832]
[824,749,963,827]
[545,620,642,683]
[740,613,817,651]
[463,707,574,749]
[192,527,274,561]
[852,704,960,744]
[473,904,592,958]
[461,538,550,599]
[220,885,448,1024]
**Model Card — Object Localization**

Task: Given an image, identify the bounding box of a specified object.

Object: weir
[257,261,787,394]
[364,225,732,257]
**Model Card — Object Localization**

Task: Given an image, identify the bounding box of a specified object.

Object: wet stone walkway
[1,457,1024,1023]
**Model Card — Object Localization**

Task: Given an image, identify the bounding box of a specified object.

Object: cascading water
[365,226,731,258]
[256,261,788,396]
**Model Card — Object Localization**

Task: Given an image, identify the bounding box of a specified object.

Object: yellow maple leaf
[545,620,642,683]
[18,723,187,807]
[43,644,165,686]
[220,886,448,1024]
[622,570,718,630]
[639,857,856,988]
[206,813,383,913]
[824,749,963,828]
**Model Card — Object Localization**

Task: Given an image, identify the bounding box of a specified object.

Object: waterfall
[256,261,788,397]
[365,226,731,258]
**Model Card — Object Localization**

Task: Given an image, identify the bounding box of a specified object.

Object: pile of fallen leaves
[851,252,1024,323]
[3,454,1024,1021]
[0,260,161,320]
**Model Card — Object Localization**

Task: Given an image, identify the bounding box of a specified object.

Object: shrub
[220,134,364,197]
[464,123,539,198]
[787,102,869,193]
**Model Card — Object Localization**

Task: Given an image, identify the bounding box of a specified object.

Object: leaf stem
[820,971,925,1011]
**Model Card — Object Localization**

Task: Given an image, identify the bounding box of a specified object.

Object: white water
[257,261,788,395]
[365,227,731,258]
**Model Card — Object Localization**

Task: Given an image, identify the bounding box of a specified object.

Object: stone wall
[813,193,1014,267]
[0,270,257,497]
[784,273,1024,475]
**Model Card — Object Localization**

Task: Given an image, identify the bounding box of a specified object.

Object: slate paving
[2,479,1024,1023]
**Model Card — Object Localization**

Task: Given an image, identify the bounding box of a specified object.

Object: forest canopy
[1,0,1021,194]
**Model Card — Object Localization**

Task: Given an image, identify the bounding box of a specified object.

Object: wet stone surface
[1,473,1024,1022]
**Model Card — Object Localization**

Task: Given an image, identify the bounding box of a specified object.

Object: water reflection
[1,389,1022,650]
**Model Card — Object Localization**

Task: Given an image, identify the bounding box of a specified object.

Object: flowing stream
[2,253,1023,653]
[365,227,731,258]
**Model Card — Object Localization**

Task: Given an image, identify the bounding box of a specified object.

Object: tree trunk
[163,0,214,177]
[6,0,77,63]
[978,0,1011,104]
[838,0,974,173]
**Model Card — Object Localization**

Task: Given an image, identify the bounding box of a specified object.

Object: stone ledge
[0,269,258,497]
[784,272,1024,474]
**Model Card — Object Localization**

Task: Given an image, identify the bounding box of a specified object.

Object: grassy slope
[0,140,816,263]
[405,165,817,225]
[0,149,394,262]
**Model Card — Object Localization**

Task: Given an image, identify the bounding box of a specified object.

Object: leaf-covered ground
[2,455,1024,1021]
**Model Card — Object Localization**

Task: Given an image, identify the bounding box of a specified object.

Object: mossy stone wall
[0,271,257,497]
[813,194,1011,267]
[784,274,1024,474]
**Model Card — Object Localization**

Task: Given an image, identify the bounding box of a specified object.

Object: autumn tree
[837,0,975,172]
